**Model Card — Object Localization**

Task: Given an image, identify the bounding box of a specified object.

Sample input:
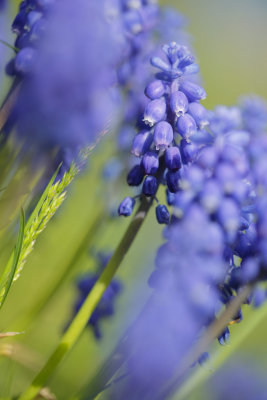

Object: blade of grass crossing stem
[18,196,153,400]
[0,39,18,52]
[0,209,25,308]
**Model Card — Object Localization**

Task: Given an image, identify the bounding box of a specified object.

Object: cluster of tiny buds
[118,42,207,224]
[120,0,159,37]
[6,0,54,76]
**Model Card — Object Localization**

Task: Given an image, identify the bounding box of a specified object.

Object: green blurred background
[0,0,267,399]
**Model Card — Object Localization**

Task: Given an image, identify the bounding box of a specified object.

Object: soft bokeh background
[0,1,267,399]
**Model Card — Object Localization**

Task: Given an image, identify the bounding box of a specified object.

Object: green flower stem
[172,293,267,400]
[13,206,104,331]
[155,284,254,400]
[18,195,154,400]
[0,79,20,132]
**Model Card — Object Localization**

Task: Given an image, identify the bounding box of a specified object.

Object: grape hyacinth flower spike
[69,252,122,340]
[118,41,208,222]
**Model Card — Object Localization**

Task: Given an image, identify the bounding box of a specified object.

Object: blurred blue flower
[124,205,225,397]
[210,359,267,400]
[240,95,267,134]
[15,0,120,156]
[70,252,122,340]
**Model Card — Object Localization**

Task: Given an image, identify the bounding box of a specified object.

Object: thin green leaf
[0,39,19,53]
[0,209,25,308]
[25,164,61,230]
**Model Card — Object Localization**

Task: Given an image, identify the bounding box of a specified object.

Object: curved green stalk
[0,39,19,52]
[155,284,253,400]
[18,195,154,400]
[172,292,267,400]
[0,80,20,132]
[14,206,104,330]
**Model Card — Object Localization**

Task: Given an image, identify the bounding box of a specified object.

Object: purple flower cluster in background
[103,2,191,171]
[11,0,120,167]
[123,206,226,398]
[69,252,122,340]
[7,0,55,77]
[117,37,267,396]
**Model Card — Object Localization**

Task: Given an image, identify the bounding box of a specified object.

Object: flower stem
[13,206,104,331]
[0,79,20,132]
[18,195,154,400]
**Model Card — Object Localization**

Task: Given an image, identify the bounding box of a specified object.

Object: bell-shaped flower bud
[180,139,198,164]
[145,80,165,100]
[131,130,153,157]
[127,164,145,186]
[155,204,170,224]
[143,98,166,127]
[188,102,209,129]
[141,151,159,175]
[176,113,197,141]
[154,121,173,150]
[170,90,188,116]
[142,175,158,196]
[118,196,136,217]
[165,146,182,171]
[166,169,181,193]
[14,47,37,75]
[179,80,206,102]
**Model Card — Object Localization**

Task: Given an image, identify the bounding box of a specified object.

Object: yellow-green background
[0,0,267,399]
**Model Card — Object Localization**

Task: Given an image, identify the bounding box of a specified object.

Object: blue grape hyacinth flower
[12,0,121,168]
[70,252,122,340]
[118,41,209,221]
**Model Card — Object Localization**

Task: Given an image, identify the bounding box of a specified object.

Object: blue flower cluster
[12,0,119,167]
[118,42,207,223]
[103,6,192,215]
[152,99,267,350]
[117,40,267,392]
[70,253,122,340]
[121,99,267,397]
[7,0,54,76]
[102,0,161,189]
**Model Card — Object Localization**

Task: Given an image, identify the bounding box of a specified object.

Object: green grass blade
[0,209,25,308]
[0,39,18,53]
[25,164,61,230]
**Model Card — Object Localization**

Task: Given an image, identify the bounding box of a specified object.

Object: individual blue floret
[118,196,136,216]
[155,204,169,224]
[141,151,159,175]
[153,121,173,150]
[142,175,158,196]
[218,326,230,346]
[127,164,145,186]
